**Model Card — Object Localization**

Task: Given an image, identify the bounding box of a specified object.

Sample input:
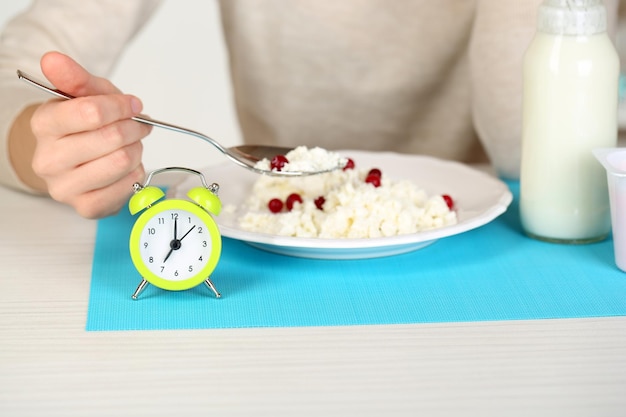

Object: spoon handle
[16,70,228,154]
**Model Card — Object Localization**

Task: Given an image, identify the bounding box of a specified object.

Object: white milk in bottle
[520,0,619,243]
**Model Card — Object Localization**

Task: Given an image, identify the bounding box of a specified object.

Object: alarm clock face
[130,199,221,291]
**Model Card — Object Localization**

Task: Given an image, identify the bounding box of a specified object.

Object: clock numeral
[149,256,154,264]
[171,213,179,220]
[198,255,203,262]
[197,227,203,234]
[160,266,165,273]
[158,217,165,225]
[174,270,179,277]
[188,265,193,273]
[202,241,207,247]
[148,228,156,235]
[143,242,148,249]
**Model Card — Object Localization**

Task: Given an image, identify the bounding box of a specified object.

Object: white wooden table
[1,185,625,416]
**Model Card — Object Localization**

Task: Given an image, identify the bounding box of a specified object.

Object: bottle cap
[537,0,607,35]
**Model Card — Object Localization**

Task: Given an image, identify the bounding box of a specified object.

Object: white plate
[171,150,512,259]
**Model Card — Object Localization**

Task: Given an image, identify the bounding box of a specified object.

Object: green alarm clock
[128,167,222,300]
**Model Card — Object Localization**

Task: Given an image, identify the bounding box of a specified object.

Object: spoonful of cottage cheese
[253,146,348,174]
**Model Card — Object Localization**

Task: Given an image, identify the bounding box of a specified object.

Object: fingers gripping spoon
[17,70,344,176]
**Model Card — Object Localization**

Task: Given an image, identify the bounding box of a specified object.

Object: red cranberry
[367,168,382,178]
[268,198,284,213]
[314,196,326,210]
[342,158,355,170]
[365,174,381,187]
[270,155,289,171]
[442,194,454,210]
[285,193,303,211]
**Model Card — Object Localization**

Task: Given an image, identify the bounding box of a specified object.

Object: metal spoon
[17,70,343,176]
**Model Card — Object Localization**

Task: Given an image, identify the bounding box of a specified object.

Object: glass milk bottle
[520,0,619,243]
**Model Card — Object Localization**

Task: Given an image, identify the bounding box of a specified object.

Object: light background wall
[0,0,242,172]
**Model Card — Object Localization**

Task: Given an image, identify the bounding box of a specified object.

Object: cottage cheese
[254,146,345,173]
[239,166,457,239]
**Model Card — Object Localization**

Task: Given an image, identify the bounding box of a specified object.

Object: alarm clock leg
[132,279,149,300]
[204,278,221,298]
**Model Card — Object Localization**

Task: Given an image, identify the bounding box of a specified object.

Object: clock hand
[163,217,179,263]
[163,238,183,262]
[179,225,196,242]
[163,223,194,263]
[163,247,174,263]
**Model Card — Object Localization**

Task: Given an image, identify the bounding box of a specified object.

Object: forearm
[0,0,161,193]
[8,104,47,193]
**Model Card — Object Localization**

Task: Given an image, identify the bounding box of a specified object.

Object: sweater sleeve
[0,0,162,192]
[469,0,619,180]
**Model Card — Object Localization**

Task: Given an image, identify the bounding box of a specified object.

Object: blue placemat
[86,182,626,331]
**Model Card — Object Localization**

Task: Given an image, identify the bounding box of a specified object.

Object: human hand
[30,51,152,218]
